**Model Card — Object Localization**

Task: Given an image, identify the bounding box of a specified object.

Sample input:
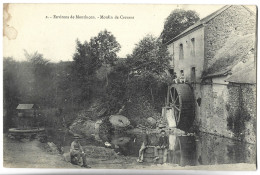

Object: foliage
[3,31,171,130]
[127,35,170,75]
[104,35,170,117]
[3,57,20,131]
[89,30,121,66]
[71,40,97,104]
[104,60,129,113]
[161,9,200,43]
[24,50,55,106]
[71,30,121,104]
[126,35,170,105]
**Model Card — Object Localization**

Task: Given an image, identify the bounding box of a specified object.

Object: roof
[166,5,255,45]
[203,34,255,78]
[202,69,231,79]
[16,104,35,110]
[166,5,231,44]
[225,66,256,84]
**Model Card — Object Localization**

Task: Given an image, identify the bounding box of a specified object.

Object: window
[191,38,195,57]
[191,67,196,82]
[169,68,174,75]
[179,44,184,60]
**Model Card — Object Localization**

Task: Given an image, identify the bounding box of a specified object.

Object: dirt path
[3,136,79,168]
[3,135,145,169]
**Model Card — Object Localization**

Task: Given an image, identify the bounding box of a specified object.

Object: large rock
[47,142,59,154]
[109,115,130,128]
[147,117,157,126]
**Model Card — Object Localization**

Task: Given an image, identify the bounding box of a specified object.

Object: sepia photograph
[1,1,258,173]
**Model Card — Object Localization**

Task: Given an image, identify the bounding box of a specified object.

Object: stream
[46,128,256,167]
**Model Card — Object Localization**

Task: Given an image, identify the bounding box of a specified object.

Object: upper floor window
[169,68,174,75]
[179,43,184,60]
[191,38,195,57]
[191,67,196,82]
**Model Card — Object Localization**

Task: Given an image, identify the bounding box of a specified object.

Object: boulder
[47,142,59,154]
[109,115,130,128]
[147,117,157,126]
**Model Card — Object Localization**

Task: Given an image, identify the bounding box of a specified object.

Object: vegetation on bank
[4,10,200,131]
[3,33,170,131]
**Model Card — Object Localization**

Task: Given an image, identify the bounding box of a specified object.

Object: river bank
[3,135,78,168]
[3,134,143,169]
[3,134,256,170]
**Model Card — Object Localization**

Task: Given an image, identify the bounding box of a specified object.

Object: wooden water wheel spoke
[173,88,176,101]
[173,105,180,111]
[174,95,179,104]
[170,90,174,104]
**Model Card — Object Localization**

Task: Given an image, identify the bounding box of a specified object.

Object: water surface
[47,128,256,166]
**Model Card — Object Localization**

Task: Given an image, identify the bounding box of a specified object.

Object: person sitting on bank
[154,130,169,163]
[137,127,151,163]
[70,135,90,168]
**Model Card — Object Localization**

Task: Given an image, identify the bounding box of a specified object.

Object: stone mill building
[164,5,256,144]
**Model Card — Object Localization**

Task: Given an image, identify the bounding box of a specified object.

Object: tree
[161,9,200,44]
[71,30,121,104]
[90,30,121,66]
[105,60,129,113]
[71,40,96,104]
[90,30,121,86]
[127,35,170,76]
[126,35,171,105]
[24,50,54,106]
[3,57,20,131]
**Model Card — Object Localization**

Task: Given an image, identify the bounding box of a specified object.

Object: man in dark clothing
[158,130,169,148]
[154,130,169,163]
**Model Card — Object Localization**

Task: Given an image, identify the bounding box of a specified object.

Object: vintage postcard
[2,2,257,172]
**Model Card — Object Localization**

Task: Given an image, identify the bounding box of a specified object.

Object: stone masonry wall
[241,84,257,143]
[195,82,256,144]
[204,5,256,69]
[196,83,233,137]
[194,80,256,143]
[227,84,257,144]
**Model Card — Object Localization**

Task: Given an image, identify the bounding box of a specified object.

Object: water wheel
[167,84,195,131]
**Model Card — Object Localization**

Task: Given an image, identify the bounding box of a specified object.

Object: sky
[2,4,245,62]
